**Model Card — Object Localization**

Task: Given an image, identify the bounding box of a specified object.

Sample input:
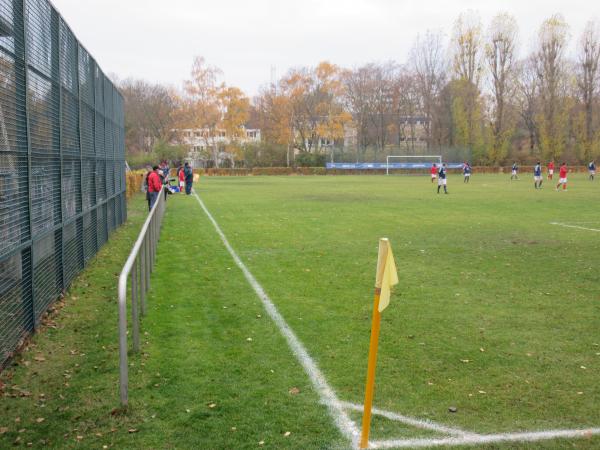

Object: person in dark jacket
[184,162,193,195]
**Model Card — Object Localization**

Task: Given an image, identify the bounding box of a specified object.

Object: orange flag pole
[360,238,391,449]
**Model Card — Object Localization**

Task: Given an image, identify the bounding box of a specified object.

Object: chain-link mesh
[0,0,126,369]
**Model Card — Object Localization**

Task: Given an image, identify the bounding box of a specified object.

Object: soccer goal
[385,155,442,175]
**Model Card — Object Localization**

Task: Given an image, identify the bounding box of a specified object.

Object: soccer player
[547,160,555,180]
[437,163,448,194]
[533,161,543,189]
[511,162,519,180]
[556,162,568,191]
[463,162,471,183]
[589,160,596,181]
[431,163,437,183]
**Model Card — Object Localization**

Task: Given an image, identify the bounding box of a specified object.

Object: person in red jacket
[430,163,437,183]
[147,165,163,209]
[556,162,568,191]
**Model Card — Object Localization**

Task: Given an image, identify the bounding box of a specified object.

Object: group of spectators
[144,161,194,211]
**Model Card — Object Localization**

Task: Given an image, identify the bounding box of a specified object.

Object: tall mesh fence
[0,0,126,369]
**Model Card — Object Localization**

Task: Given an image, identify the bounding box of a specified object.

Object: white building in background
[177,127,261,167]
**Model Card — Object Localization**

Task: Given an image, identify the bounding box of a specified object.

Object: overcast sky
[51,0,599,96]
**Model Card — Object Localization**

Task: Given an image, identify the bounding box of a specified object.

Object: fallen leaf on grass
[478,390,486,394]
[460,359,470,363]
[288,387,300,395]
[33,356,45,362]
[76,435,83,440]
[580,366,587,370]
[35,418,45,423]
[231,427,236,431]
[284,431,291,437]
[0,427,8,434]
[208,403,216,409]
[246,337,253,342]
[258,440,265,446]
[128,429,138,434]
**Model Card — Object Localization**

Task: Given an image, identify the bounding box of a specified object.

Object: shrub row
[126,170,146,198]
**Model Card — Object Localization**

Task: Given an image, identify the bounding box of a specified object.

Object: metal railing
[117,190,166,406]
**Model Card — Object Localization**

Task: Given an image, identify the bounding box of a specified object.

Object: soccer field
[195,173,599,448]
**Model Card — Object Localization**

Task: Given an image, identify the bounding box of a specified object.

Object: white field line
[193,190,600,449]
[192,191,360,446]
[369,428,600,448]
[339,402,476,437]
[550,222,600,232]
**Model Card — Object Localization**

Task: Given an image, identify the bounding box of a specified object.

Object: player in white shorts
[556,162,568,191]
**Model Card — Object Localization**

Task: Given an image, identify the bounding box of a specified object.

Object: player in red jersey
[556,162,568,191]
[431,163,437,183]
[547,160,555,180]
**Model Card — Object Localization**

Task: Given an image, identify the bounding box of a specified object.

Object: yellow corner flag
[360,238,399,449]
[377,240,398,312]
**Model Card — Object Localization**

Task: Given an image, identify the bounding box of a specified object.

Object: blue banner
[326,162,464,170]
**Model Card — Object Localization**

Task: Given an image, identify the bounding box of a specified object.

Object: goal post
[386,155,442,175]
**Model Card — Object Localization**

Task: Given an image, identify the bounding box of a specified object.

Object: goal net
[385,155,442,175]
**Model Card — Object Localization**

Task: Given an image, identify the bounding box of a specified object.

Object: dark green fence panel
[0,0,125,369]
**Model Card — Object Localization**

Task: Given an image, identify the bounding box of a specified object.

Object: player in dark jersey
[511,162,518,180]
[463,162,471,183]
[589,161,595,181]
[437,164,448,194]
[533,162,543,189]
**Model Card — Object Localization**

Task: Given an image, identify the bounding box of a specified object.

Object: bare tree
[343,65,375,159]
[535,14,570,160]
[485,13,518,163]
[576,21,600,160]
[515,57,539,154]
[393,67,421,152]
[120,79,179,154]
[411,30,447,148]
[367,63,396,157]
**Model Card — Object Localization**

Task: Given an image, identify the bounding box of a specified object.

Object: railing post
[145,233,151,290]
[139,250,146,316]
[131,258,139,352]
[118,274,128,406]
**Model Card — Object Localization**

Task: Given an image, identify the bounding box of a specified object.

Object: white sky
[51,0,599,96]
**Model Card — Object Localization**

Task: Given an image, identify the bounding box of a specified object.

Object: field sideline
[195,173,599,448]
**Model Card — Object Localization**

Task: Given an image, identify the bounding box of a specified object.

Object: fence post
[18,0,36,331]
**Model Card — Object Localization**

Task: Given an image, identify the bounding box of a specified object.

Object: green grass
[194,174,599,448]
[1,174,599,449]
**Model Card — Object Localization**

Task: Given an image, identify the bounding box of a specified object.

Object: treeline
[122,12,600,167]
